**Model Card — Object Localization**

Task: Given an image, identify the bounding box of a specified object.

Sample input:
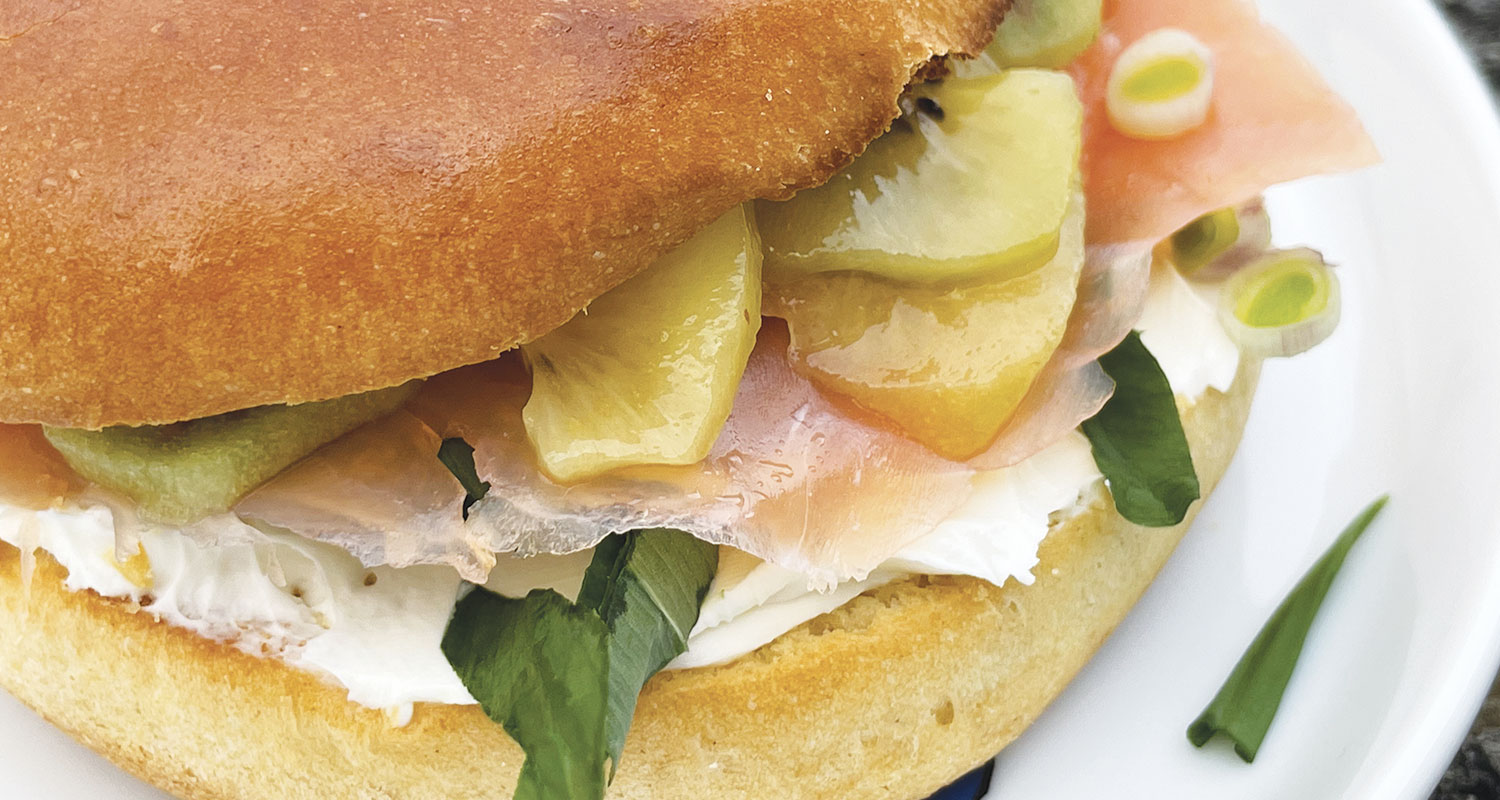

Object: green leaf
[578,529,719,774]
[1187,495,1389,762]
[1081,330,1200,526]
[441,528,717,799]
[437,437,490,518]
[441,588,610,800]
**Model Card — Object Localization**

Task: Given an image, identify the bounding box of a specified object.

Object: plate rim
[1347,1,1500,797]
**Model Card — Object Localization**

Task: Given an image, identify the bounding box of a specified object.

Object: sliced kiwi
[522,206,762,483]
[756,70,1083,287]
[44,383,421,524]
[987,0,1103,69]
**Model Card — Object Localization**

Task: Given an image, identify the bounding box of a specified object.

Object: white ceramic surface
[2,1,1497,798]
[987,0,1500,797]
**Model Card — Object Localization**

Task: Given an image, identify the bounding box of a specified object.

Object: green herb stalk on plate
[1188,495,1390,761]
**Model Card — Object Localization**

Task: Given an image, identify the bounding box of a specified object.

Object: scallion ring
[1107,28,1215,140]
[1173,208,1239,276]
[1169,199,1273,280]
[1217,248,1340,358]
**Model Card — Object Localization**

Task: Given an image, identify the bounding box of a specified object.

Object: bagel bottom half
[0,359,1259,800]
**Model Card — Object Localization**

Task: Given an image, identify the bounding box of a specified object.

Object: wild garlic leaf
[441,588,610,799]
[1081,330,1199,526]
[1188,495,1389,761]
[441,528,717,798]
[436,437,490,518]
[578,529,718,774]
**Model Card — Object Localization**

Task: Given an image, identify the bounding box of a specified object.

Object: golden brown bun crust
[0,361,1259,799]
[0,0,1006,429]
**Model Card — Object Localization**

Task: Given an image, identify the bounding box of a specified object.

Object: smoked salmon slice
[244,331,975,586]
[1072,0,1378,245]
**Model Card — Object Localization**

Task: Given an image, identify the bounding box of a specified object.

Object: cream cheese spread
[0,264,1238,715]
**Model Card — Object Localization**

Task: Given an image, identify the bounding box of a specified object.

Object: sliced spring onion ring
[1106,28,1215,140]
[1168,199,1273,280]
[1217,248,1340,358]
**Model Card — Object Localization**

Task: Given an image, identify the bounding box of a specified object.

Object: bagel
[0,362,1259,799]
[0,0,1373,796]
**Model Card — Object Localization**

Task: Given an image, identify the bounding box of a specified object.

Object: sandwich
[0,0,1376,797]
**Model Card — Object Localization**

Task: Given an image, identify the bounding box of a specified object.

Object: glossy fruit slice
[987,0,1103,69]
[42,383,420,524]
[765,193,1087,460]
[756,69,1083,286]
[0,424,83,510]
[522,206,762,483]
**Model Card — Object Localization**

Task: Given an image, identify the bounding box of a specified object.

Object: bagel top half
[0,0,1007,429]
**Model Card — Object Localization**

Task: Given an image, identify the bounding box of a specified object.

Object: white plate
[988,0,1500,798]
[3,0,1499,798]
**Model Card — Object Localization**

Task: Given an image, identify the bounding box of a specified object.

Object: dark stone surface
[1431,736,1500,800]
[1439,0,1500,88]
[1432,675,1500,800]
